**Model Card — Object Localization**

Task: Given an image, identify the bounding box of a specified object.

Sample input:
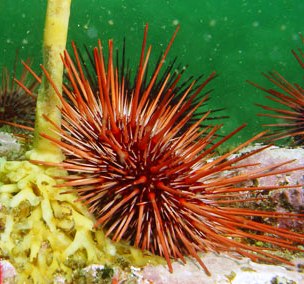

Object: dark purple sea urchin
[0,59,38,133]
[22,26,304,275]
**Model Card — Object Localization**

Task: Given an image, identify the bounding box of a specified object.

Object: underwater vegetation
[253,35,304,146]
[0,0,303,282]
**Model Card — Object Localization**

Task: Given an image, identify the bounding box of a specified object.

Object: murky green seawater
[0,0,303,147]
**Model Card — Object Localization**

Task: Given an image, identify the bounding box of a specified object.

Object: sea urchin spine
[0,59,37,133]
[23,25,304,275]
[252,35,304,145]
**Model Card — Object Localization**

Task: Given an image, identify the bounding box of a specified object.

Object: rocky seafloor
[1,253,303,283]
[0,133,303,283]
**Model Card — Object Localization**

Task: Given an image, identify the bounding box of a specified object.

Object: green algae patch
[225,270,236,282]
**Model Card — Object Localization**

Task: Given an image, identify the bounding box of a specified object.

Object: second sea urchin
[0,59,38,133]
[26,26,304,275]
[252,36,304,146]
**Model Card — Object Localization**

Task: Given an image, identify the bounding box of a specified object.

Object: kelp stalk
[28,0,71,162]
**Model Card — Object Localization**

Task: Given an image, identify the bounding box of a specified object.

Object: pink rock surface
[142,253,304,284]
[235,145,304,230]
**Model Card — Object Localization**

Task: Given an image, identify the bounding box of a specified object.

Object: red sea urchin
[26,26,304,275]
[251,36,304,145]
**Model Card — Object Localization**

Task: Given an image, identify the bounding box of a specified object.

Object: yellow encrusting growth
[0,159,164,282]
[0,158,105,282]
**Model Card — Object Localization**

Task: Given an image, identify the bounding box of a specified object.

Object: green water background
[0,0,303,148]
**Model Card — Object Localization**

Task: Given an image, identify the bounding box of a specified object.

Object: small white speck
[292,34,299,41]
[108,19,114,25]
[203,33,212,42]
[87,26,98,38]
[83,20,90,30]
[172,19,179,26]
[209,19,216,27]
[6,38,11,44]
[21,13,26,18]
[22,38,28,45]
[238,50,243,54]
[252,21,259,27]
[280,24,286,31]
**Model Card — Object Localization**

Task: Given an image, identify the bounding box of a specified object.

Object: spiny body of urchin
[0,60,37,132]
[30,26,304,274]
[252,36,304,145]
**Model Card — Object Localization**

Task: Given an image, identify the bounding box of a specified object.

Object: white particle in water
[252,21,259,27]
[108,20,114,25]
[87,26,98,38]
[172,19,179,26]
[209,19,216,27]
[83,20,90,30]
[203,33,212,42]
[292,34,298,41]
